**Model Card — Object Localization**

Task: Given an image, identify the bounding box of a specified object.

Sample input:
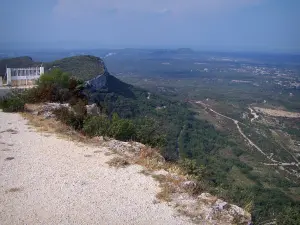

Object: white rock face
[27,103,102,118]
[25,102,70,119]
[106,139,145,157]
[196,193,251,224]
[86,103,101,116]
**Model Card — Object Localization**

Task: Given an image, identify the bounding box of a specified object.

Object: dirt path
[195,101,266,156]
[0,112,192,225]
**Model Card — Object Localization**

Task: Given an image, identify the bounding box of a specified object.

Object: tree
[108,113,136,141]
[276,206,300,225]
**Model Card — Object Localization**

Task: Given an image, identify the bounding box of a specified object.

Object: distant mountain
[149,48,195,59]
[176,48,194,53]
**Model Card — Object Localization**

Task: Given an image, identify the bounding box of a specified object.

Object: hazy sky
[0,0,299,52]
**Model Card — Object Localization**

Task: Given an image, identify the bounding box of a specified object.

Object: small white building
[6,66,44,86]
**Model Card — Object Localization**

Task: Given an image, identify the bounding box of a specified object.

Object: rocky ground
[0,112,193,225]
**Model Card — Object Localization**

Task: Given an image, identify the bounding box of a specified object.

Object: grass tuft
[107,157,130,168]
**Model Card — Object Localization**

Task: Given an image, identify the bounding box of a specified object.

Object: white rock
[181,181,197,190]
[86,104,101,116]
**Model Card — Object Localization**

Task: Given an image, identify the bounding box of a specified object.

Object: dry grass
[153,173,186,202]
[24,103,43,112]
[107,157,130,168]
[22,113,88,143]
[5,187,23,193]
[156,183,175,202]
[23,112,107,146]
[135,146,200,203]
[135,147,166,171]
[136,147,186,177]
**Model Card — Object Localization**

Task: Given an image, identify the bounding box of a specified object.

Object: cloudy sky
[0,0,299,52]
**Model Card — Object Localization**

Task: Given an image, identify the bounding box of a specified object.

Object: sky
[0,0,299,52]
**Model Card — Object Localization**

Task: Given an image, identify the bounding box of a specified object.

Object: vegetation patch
[107,157,130,168]
[155,182,175,202]
[0,91,25,112]
[6,187,23,193]
[5,157,15,161]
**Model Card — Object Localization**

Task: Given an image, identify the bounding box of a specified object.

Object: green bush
[53,107,84,130]
[24,69,82,103]
[37,68,70,88]
[0,92,25,112]
[180,158,206,180]
[108,113,136,141]
[232,147,244,157]
[135,118,166,147]
[83,115,110,137]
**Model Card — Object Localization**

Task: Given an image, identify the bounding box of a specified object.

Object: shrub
[135,118,166,147]
[108,113,136,141]
[179,158,206,180]
[53,107,84,130]
[38,68,70,88]
[83,115,110,137]
[232,147,244,157]
[0,92,25,112]
[23,69,82,103]
[57,88,71,103]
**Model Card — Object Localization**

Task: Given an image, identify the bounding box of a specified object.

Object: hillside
[45,55,106,80]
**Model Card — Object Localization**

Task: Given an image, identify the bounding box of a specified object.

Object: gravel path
[0,112,192,225]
